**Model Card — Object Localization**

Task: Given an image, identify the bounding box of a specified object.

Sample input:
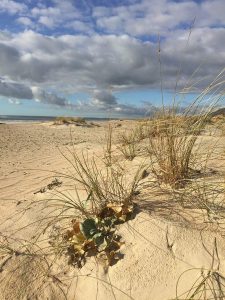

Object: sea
[0,115,118,123]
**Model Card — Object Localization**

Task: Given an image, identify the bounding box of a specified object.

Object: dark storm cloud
[0,80,33,99]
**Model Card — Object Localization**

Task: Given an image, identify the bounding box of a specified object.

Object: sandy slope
[0,121,225,300]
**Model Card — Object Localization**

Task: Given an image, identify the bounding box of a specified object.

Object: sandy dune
[0,121,225,300]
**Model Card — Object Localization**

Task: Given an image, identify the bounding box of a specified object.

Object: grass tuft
[53,116,86,125]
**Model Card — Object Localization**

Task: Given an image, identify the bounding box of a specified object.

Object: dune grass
[118,125,145,160]
[119,142,137,160]
[175,238,225,300]
[53,116,86,125]
[146,114,206,188]
[23,126,145,268]
[175,268,225,300]
[49,148,144,218]
[103,124,113,166]
[146,69,225,189]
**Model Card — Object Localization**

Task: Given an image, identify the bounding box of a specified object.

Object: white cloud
[1,0,223,43]
[93,0,225,37]
[71,89,155,116]
[1,0,224,38]
[0,80,153,116]
[0,0,27,15]
[17,17,33,27]
[0,29,224,93]
[0,0,224,116]
[38,16,55,28]
[31,1,81,30]
[31,86,70,106]
[197,0,225,27]
[8,98,20,105]
[66,21,92,33]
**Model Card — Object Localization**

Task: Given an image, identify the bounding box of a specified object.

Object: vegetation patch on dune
[53,116,87,125]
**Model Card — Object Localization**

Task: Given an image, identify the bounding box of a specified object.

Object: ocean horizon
[0,115,120,123]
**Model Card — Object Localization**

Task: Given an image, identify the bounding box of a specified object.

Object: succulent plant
[63,203,134,268]
[81,218,98,239]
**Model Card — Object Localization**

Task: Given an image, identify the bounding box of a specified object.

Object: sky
[0,0,224,117]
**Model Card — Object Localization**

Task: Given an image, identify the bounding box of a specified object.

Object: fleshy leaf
[81,218,98,239]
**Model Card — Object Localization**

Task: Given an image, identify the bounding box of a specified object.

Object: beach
[1,120,225,300]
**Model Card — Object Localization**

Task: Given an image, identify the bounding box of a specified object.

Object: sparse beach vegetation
[53,116,86,125]
[0,13,224,299]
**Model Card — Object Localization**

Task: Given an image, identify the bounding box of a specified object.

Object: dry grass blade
[147,69,225,188]
[30,141,145,237]
[118,125,146,160]
[119,143,137,161]
[103,124,113,166]
[147,117,202,188]
[175,268,225,300]
[175,238,225,300]
[172,178,225,223]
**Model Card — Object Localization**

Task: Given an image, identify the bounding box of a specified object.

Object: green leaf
[81,218,98,239]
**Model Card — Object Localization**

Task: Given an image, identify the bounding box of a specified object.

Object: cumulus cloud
[92,90,118,107]
[0,29,223,93]
[112,102,155,116]
[0,79,155,116]
[89,89,156,116]
[2,0,224,38]
[93,0,225,37]
[0,0,27,15]
[31,86,70,107]
[0,0,224,116]
[66,20,93,33]
[17,17,33,27]
[0,80,71,108]
[31,0,81,30]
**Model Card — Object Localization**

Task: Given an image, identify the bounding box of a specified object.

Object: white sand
[0,121,225,300]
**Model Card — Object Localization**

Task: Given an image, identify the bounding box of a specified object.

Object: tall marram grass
[147,68,225,188]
